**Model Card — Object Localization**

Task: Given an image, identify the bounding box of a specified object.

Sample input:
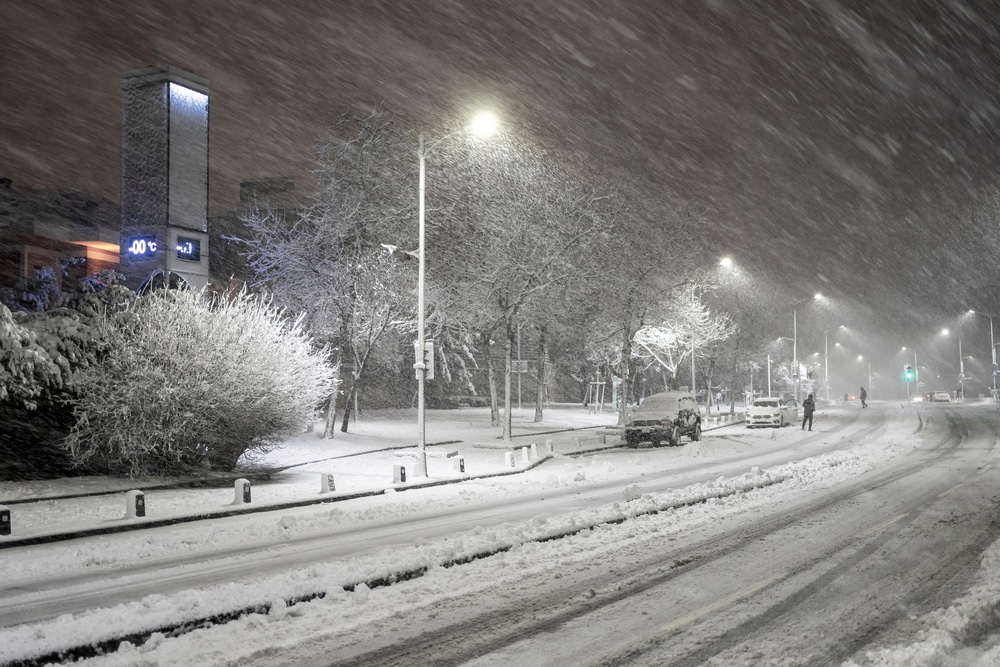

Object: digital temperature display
[126,236,158,257]
[176,237,201,262]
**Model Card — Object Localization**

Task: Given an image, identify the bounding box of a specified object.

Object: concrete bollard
[505,451,515,468]
[0,504,10,536]
[530,442,539,460]
[545,439,553,454]
[521,446,530,464]
[234,478,251,505]
[320,472,336,494]
[393,464,407,483]
[454,456,465,473]
[125,490,145,518]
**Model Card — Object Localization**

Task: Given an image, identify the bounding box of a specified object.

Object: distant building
[0,67,300,296]
[0,178,120,289]
[209,177,301,289]
[119,66,210,292]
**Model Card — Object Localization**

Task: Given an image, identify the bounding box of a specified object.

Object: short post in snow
[504,451,515,468]
[234,478,251,505]
[0,505,10,536]
[125,490,145,519]
[521,446,530,464]
[393,464,407,483]
[453,456,465,473]
[530,442,539,460]
[320,473,336,494]
[545,439,553,454]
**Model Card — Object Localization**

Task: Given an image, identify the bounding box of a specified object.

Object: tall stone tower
[119,66,210,291]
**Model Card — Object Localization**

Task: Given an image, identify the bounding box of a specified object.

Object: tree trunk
[340,343,373,433]
[534,325,547,422]
[323,391,338,438]
[618,320,634,426]
[340,378,357,432]
[323,350,344,439]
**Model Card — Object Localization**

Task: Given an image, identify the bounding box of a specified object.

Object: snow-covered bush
[0,286,135,480]
[64,289,336,477]
[0,302,66,408]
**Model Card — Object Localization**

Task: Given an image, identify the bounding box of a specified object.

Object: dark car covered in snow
[624,391,702,447]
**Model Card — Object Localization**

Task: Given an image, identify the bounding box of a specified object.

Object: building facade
[119,66,210,292]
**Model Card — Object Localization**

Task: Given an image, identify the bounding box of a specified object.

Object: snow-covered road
[5,402,1000,666]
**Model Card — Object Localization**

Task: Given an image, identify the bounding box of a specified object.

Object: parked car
[624,391,702,447]
[930,390,952,402]
[746,397,798,428]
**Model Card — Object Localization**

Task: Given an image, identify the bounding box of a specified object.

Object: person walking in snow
[859,386,868,408]
[802,393,815,430]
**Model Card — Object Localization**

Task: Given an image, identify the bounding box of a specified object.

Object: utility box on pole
[414,340,434,380]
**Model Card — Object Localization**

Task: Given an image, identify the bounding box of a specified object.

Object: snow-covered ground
[2,403,1000,666]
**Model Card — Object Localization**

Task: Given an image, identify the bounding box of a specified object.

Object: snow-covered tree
[0,280,134,479]
[0,303,62,408]
[239,106,415,437]
[588,202,704,423]
[633,282,736,398]
[63,289,335,477]
[427,134,618,440]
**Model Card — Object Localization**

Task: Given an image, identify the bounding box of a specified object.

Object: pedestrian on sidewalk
[860,386,868,408]
[802,393,815,431]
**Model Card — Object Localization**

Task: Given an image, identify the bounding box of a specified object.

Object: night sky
[4,0,1000,385]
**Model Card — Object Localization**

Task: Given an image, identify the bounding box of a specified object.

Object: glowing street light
[414,111,498,477]
[469,111,499,137]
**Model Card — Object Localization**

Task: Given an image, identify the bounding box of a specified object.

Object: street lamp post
[991,317,997,397]
[971,311,997,398]
[415,133,429,478]
[824,333,829,401]
[959,338,964,401]
[414,113,498,477]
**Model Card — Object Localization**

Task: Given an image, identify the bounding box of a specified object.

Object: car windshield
[634,395,679,414]
[753,399,779,407]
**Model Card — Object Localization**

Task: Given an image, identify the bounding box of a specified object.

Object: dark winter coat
[803,397,816,416]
